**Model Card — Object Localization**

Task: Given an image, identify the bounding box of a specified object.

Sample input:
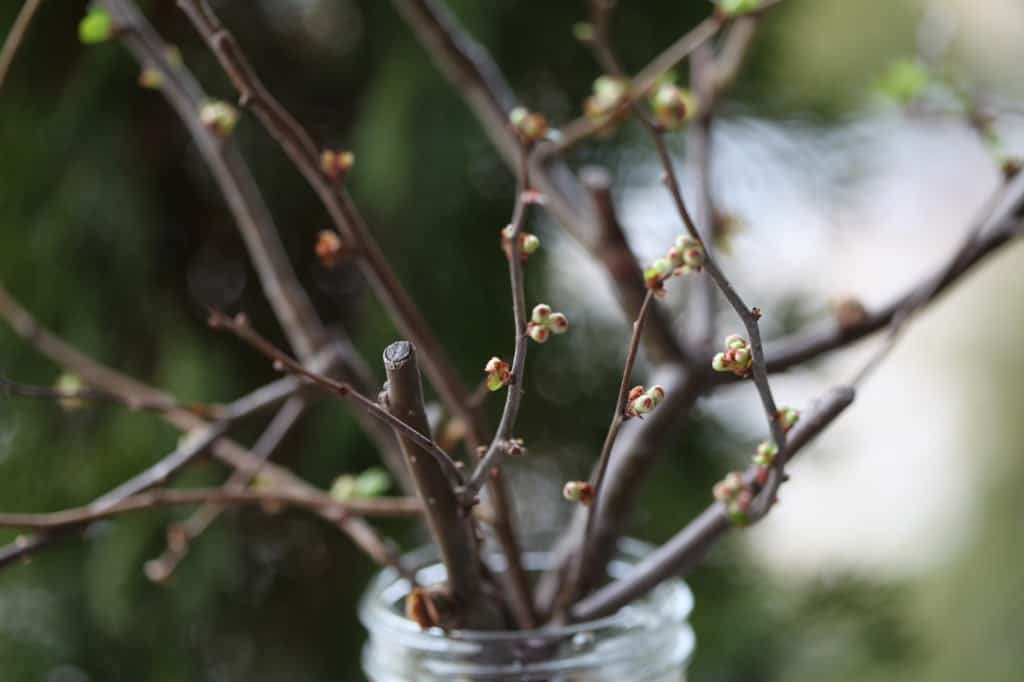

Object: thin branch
[458,149,531,506]
[207,310,464,491]
[570,384,855,622]
[0,0,43,93]
[553,290,656,613]
[0,374,221,418]
[0,488,421,530]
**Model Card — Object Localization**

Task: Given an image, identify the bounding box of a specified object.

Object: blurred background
[2,0,1023,680]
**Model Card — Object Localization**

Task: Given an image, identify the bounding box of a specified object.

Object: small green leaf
[486,373,505,392]
[79,9,113,45]
[355,468,391,498]
[329,475,358,502]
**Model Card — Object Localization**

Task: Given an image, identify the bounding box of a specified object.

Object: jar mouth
[358,537,694,646]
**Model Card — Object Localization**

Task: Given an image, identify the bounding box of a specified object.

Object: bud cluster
[644,235,705,295]
[320,149,355,182]
[624,384,666,417]
[484,356,512,392]
[200,100,240,138]
[711,334,752,376]
[527,304,569,344]
[650,83,697,131]
[712,471,752,526]
[509,107,549,145]
[500,225,541,262]
[562,480,594,506]
[584,76,629,130]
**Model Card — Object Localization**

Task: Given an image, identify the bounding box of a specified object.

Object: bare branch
[0,488,421,530]
[458,149,532,507]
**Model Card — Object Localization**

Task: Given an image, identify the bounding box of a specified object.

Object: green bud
[712,352,728,372]
[329,475,358,502]
[199,100,239,138]
[521,233,540,254]
[79,9,114,45]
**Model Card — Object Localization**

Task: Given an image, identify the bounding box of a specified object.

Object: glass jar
[359,537,695,681]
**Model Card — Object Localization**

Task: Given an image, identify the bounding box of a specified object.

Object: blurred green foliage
[1,0,1022,680]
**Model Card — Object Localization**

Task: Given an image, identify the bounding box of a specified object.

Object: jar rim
[358,537,694,646]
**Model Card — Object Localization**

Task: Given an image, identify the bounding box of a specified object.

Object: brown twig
[552,290,656,614]
[0,374,221,418]
[0,487,421,530]
[0,0,43,93]
[458,149,532,507]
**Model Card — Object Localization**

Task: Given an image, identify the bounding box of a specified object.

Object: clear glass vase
[359,537,695,681]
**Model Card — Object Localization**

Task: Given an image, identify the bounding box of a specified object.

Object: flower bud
[200,100,239,138]
[55,373,85,411]
[521,233,541,255]
[315,230,343,268]
[531,304,552,325]
[484,356,511,391]
[647,384,666,404]
[651,83,696,131]
[563,480,594,505]
[712,352,728,372]
[510,107,549,144]
[320,149,355,181]
[548,312,569,334]
[631,394,655,415]
[528,323,550,344]
[138,67,163,89]
[778,407,800,430]
[724,334,748,350]
[753,440,778,467]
